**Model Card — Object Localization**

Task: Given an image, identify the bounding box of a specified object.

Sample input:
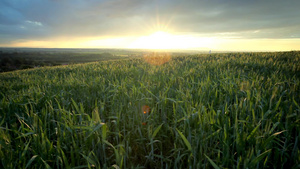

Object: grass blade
[25,155,38,169]
[152,123,163,139]
[250,149,272,166]
[204,154,220,169]
[176,128,191,151]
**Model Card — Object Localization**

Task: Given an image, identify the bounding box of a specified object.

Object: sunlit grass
[0,51,299,168]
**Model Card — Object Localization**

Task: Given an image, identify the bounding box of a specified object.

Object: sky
[0,0,300,51]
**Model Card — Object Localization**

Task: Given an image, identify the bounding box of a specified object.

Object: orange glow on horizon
[2,36,299,51]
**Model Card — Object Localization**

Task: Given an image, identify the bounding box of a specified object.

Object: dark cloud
[0,0,300,45]
[166,0,300,38]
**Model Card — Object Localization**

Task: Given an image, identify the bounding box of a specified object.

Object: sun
[128,31,216,50]
[128,31,178,49]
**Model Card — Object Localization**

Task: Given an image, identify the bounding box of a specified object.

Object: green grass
[0,51,299,168]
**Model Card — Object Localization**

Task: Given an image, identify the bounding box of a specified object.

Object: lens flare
[142,105,151,114]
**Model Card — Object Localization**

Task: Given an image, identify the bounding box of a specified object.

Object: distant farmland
[0,51,299,168]
[0,48,192,72]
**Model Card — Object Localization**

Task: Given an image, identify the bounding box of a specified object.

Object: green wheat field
[0,51,299,168]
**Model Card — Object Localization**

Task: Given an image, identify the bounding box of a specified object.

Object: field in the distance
[0,48,193,72]
[0,51,299,168]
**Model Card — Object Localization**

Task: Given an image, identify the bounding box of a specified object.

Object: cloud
[25,20,43,27]
[0,0,300,46]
